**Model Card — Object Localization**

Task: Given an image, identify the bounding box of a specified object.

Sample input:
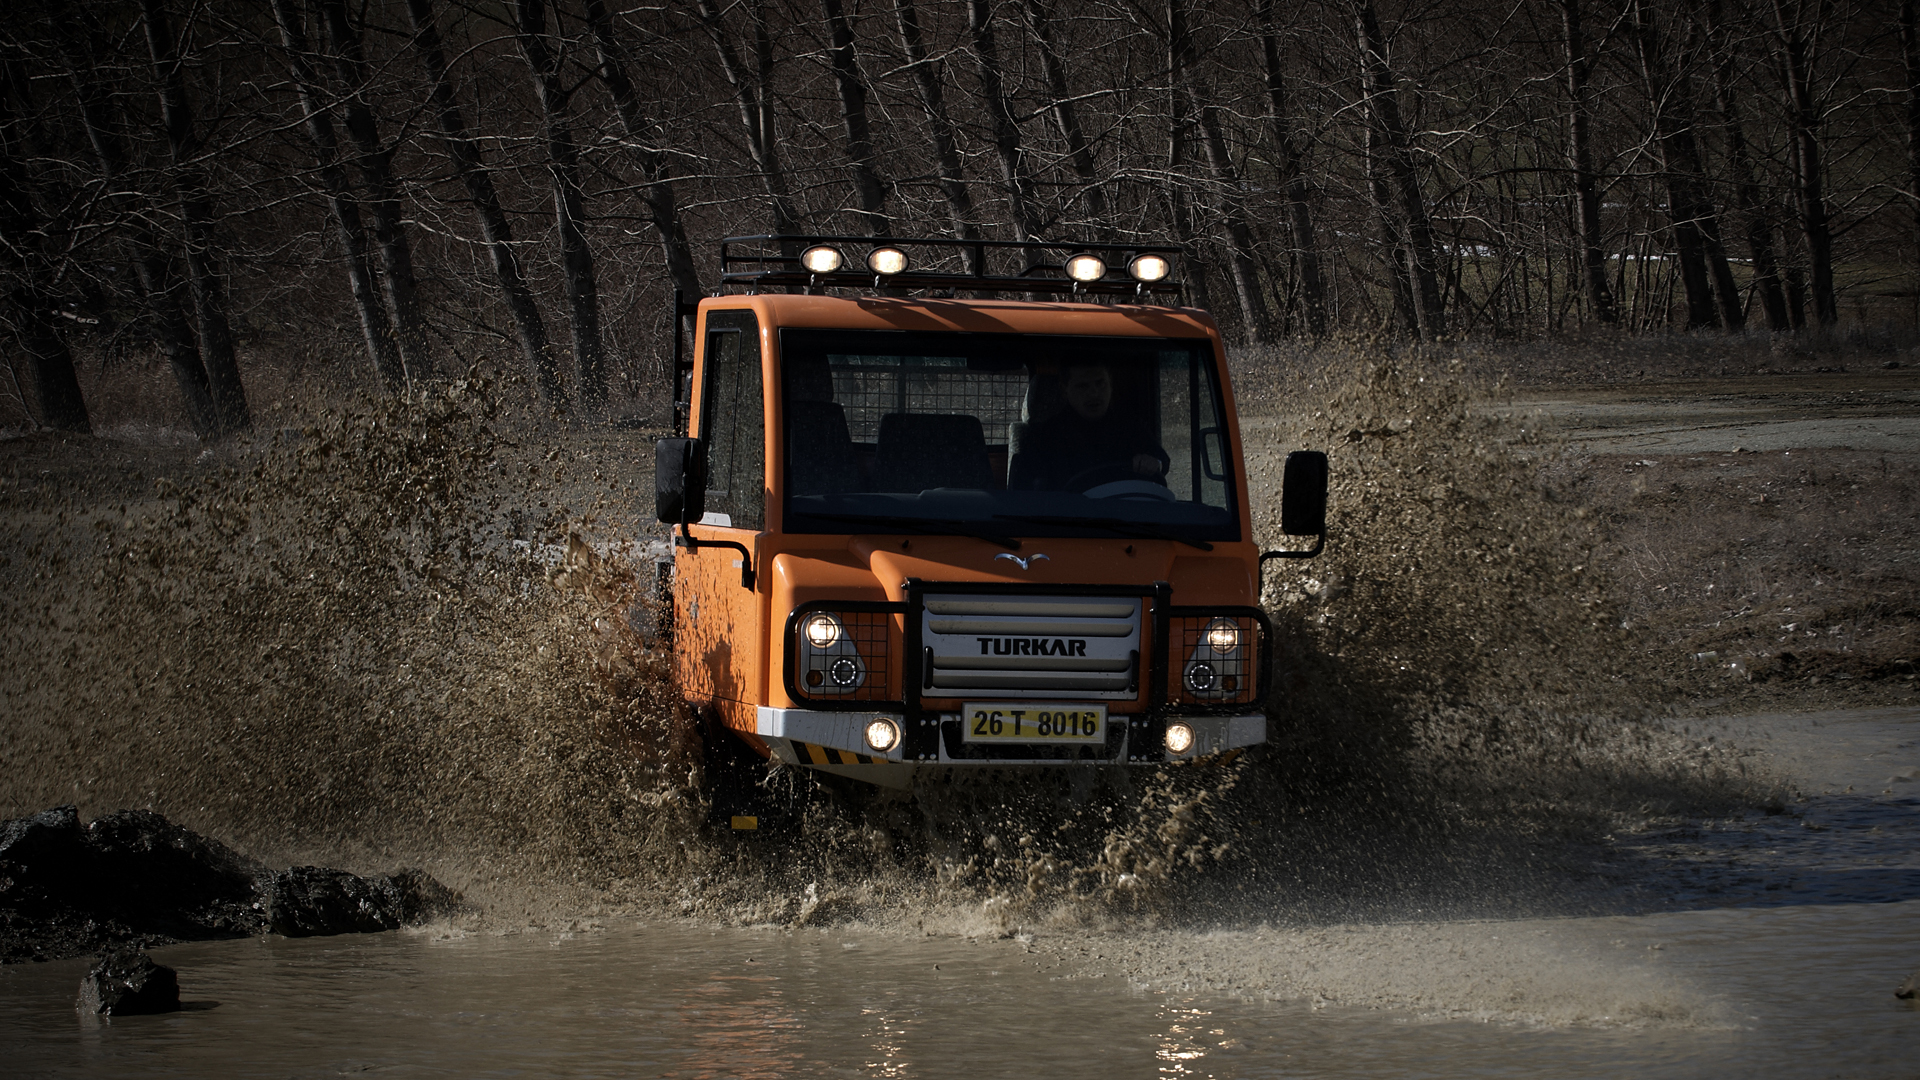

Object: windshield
[780,328,1238,545]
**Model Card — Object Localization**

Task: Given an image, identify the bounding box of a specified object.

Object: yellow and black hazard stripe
[789,740,883,766]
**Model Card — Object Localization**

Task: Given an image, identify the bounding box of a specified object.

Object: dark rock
[2,806,458,961]
[77,948,180,1015]
[1899,971,1919,1000]
[267,865,461,938]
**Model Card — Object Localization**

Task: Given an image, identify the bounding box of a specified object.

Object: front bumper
[755,706,1264,788]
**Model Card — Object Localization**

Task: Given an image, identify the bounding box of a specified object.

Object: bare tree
[1558,0,1616,324]
[407,0,561,404]
[821,0,890,235]
[269,0,406,389]
[967,0,1043,240]
[1022,0,1107,229]
[583,0,701,304]
[1704,0,1790,330]
[892,0,981,254]
[1771,0,1837,326]
[0,53,89,432]
[1258,0,1326,335]
[1355,1,1444,339]
[695,0,799,235]
[141,0,249,434]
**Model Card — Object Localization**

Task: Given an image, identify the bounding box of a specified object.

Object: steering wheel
[1063,460,1173,500]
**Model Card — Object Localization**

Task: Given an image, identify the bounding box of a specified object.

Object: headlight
[864,718,900,752]
[804,613,843,648]
[1165,722,1195,755]
[1128,253,1171,282]
[867,247,909,275]
[1206,617,1239,652]
[1064,253,1107,282]
[801,245,844,274]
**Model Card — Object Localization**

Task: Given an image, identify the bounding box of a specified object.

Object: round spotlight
[829,656,861,687]
[1205,617,1240,652]
[804,613,843,648]
[864,717,901,752]
[866,247,909,275]
[1165,721,1195,755]
[800,245,844,274]
[1185,662,1216,693]
[1128,253,1172,282]
[1064,253,1107,282]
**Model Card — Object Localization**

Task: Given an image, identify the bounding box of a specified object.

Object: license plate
[962,703,1106,743]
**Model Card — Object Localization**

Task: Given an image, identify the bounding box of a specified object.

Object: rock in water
[77,949,180,1015]
[267,866,460,938]
[1899,971,1919,1000]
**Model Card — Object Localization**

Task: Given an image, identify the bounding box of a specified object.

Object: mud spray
[0,351,1775,938]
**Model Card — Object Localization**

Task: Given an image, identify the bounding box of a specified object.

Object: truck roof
[699,293,1226,343]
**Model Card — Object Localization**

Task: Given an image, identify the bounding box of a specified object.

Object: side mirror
[655,437,707,525]
[1280,450,1329,536]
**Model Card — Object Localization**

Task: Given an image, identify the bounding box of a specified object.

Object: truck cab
[655,237,1325,806]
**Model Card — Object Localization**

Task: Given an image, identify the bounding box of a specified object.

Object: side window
[698,311,765,531]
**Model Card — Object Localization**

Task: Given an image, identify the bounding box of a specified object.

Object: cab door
[675,309,768,737]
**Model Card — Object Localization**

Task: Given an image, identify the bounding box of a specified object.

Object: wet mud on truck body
[653,237,1327,825]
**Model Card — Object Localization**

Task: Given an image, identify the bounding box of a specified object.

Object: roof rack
[718,234,1186,299]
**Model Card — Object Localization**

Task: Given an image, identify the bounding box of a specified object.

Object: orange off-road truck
[654,236,1326,826]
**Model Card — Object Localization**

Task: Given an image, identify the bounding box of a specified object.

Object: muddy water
[5,708,1914,1079]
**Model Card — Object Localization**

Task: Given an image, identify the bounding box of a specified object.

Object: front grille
[921,594,1140,698]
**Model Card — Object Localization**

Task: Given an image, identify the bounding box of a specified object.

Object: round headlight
[867,247,909,275]
[829,656,861,687]
[1185,662,1216,693]
[804,613,843,648]
[1165,721,1195,755]
[1206,617,1240,652]
[1064,253,1107,282]
[865,717,900,752]
[800,245,844,274]
[1128,253,1171,282]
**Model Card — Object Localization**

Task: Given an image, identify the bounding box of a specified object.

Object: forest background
[1,0,1915,435]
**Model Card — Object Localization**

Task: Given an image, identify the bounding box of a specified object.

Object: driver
[1015,362,1168,491]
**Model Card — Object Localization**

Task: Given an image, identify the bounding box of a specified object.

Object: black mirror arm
[675,522,756,590]
[1259,532,1326,563]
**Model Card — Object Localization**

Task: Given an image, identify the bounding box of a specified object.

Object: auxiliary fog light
[1206,617,1240,652]
[804,613,843,648]
[1128,253,1171,282]
[800,245,844,274]
[1165,721,1196,755]
[1185,662,1216,693]
[867,246,909,275]
[829,656,862,687]
[1064,253,1107,282]
[864,717,901,753]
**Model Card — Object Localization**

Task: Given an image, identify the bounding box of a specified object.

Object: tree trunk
[821,0,889,235]
[1904,0,1920,281]
[1258,0,1326,335]
[583,0,701,304]
[316,0,430,380]
[140,0,249,435]
[695,0,799,235]
[1163,18,1212,316]
[1705,0,1790,330]
[1773,0,1837,326]
[270,0,406,389]
[405,0,562,406]
[1023,0,1107,229]
[49,4,214,435]
[1356,1,1444,339]
[0,69,89,433]
[968,0,1043,241]
[1559,0,1617,325]
[892,0,981,259]
[1170,0,1270,341]
[514,0,604,408]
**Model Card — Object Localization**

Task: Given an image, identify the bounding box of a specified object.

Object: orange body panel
[674,294,1262,745]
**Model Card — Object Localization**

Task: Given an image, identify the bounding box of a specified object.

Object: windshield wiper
[796,511,1021,551]
[993,514,1214,551]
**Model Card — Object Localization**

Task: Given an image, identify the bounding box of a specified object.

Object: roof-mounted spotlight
[1128,253,1172,283]
[800,245,844,274]
[1064,253,1108,283]
[866,246,909,275]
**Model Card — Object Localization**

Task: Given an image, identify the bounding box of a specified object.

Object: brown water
[5,708,1913,1078]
